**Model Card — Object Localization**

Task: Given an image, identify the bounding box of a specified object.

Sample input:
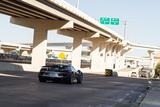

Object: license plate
[50,72,58,77]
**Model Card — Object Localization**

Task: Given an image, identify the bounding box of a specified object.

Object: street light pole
[123,20,127,40]
[76,0,80,9]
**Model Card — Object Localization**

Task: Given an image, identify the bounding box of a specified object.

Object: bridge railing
[0,53,31,64]
[0,53,91,67]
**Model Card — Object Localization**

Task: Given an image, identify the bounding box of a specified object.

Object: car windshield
[50,65,70,72]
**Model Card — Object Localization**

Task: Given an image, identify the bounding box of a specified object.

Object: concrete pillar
[119,54,126,69]
[120,46,133,68]
[147,50,155,78]
[112,50,117,70]
[91,40,100,72]
[90,39,106,72]
[105,43,113,69]
[99,43,106,68]
[21,50,30,56]
[114,45,125,70]
[72,36,83,69]
[15,47,21,55]
[105,42,117,70]
[148,50,155,68]
[58,30,102,70]
[105,53,112,69]
[0,49,4,53]
[19,50,24,56]
[115,52,124,70]
[10,17,74,71]
[103,40,126,71]
[27,50,32,56]
[57,30,86,69]
[119,46,129,69]
[32,27,47,71]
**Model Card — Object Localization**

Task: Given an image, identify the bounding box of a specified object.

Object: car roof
[43,64,71,67]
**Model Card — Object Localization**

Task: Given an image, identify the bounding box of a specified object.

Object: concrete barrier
[0,62,34,72]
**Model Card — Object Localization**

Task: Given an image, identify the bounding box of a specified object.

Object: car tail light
[40,67,50,74]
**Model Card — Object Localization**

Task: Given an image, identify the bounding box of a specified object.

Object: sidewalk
[140,79,160,107]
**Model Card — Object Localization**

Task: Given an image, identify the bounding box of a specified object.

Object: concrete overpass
[126,42,160,70]
[0,0,131,72]
[128,42,160,51]
[0,41,32,55]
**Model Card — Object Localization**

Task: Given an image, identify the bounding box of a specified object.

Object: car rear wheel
[39,77,46,82]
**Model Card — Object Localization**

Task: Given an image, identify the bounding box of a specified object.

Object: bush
[154,63,160,78]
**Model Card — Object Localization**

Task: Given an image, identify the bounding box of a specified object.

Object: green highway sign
[111,18,119,25]
[100,17,119,25]
[100,17,110,24]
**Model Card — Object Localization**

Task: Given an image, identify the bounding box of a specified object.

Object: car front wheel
[66,74,74,84]
[77,74,83,84]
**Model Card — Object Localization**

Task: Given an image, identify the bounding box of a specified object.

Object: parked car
[38,64,83,84]
[139,67,151,78]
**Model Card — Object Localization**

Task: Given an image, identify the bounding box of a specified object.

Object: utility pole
[76,0,80,9]
[123,20,127,40]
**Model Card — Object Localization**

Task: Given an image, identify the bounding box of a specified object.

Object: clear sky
[65,0,160,46]
[0,0,160,56]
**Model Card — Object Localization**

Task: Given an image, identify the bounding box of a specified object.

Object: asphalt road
[0,70,149,107]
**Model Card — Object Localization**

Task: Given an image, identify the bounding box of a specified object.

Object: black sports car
[38,64,83,84]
